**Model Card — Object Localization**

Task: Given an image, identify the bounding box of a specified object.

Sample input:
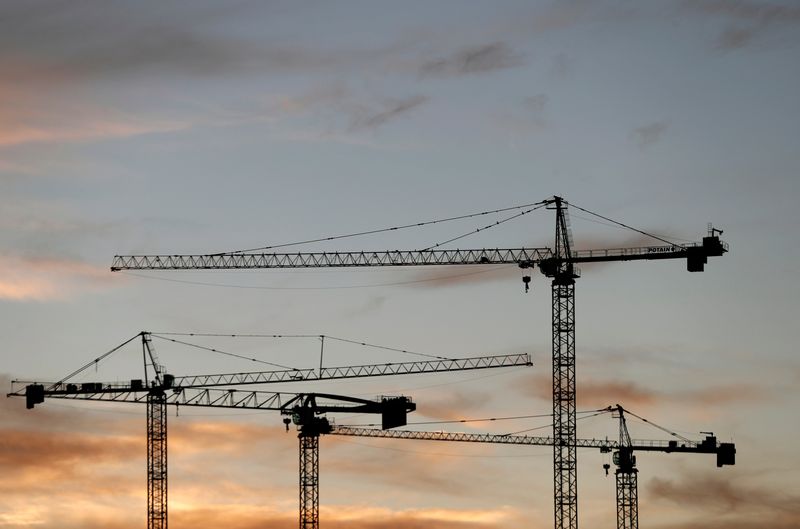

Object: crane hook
[522,275,531,293]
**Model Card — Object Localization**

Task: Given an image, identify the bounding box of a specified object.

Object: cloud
[550,53,573,77]
[0,81,190,148]
[0,2,265,81]
[512,372,767,410]
[348,95,429,132]
[419,42,524,77]
[683,0,800,24]
[0,254,118,301]
[648,468,800,529]
[0,112,188,148]
[524,94,551,129]
[57,504,527,529]
[682,0,800,50]
[631,121,668,149]
[325,436,490,496]
[277,87,428,135]
[717,26,759,49]
[415,389,494,421]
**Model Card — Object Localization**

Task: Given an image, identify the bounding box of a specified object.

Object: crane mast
[545,197,580,529]
[613,406,637,529]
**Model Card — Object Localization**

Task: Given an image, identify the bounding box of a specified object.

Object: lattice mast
[613,405,638,529]
[143,333,168,529]
[543,197,580,529]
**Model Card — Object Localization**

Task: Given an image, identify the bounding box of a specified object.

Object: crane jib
[110,238,726,271]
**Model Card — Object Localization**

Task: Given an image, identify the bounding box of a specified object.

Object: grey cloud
[0,1,390,82]
[682,0,800,50]
[550,53,573,77]
[631,121,668,149]
[524,94,550,128]
[717,27,758,49]
[278,87,428,135]
[683,0,800,23]
[419,42,524,78]
[347,95,428,132]
[0,1,252,79]
[648,468,800,528]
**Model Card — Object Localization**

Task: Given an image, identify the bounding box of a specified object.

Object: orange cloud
[513,372,767,410]
[0,115,187,148]
[0,254,119,301]
[0,76,188,149]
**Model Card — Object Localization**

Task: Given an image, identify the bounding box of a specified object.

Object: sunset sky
[2,1,799,529]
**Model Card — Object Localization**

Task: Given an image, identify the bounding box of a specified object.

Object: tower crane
[108,196,728,529]
[279,393,414,529]
[11,332,530,529]
[321,406,735,529]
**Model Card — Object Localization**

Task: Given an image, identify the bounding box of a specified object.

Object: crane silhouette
[12,331,530,529]
[108,196,728,529]
[322,404,735,529]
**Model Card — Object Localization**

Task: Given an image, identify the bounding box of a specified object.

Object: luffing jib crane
[108,196,728,529]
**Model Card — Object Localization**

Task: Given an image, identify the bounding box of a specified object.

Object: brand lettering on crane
[647,246,680,254]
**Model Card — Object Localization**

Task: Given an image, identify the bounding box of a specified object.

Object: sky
[1,1,799,528]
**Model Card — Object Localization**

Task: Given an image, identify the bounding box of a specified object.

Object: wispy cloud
[631,121,668,149]
[512,372,767,410]
[682,0,800,50]
[648,468,800,529]
[0,254,117,301]
[348,95,429,132]
[419,42,524,77]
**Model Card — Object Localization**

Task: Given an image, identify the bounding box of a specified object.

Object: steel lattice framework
[147,391,167,529]
[111,248,553,270]
[616,468,638,529]
[171,353,531,387]
[300,435,320,529]
[552,281,577,529]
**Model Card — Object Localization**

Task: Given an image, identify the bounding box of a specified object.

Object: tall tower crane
[323,407,735,529]
[280,393,414,529]
[108,196,728,529]
[12,332,530,529]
